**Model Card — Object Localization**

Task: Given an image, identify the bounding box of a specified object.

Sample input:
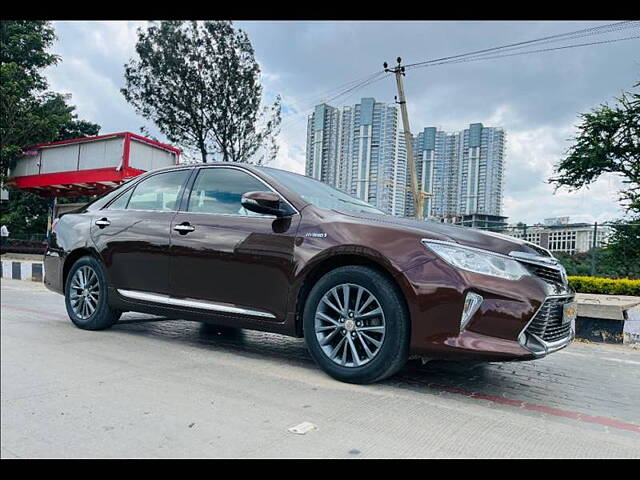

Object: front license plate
[562,301,578,325]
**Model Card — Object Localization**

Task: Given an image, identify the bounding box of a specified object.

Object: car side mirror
[241,191,293,217]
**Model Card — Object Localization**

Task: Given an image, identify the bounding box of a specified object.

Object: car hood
[340,211,551,258]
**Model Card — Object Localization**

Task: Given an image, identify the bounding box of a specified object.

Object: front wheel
[303,266,410,384]
[65,256,121,330]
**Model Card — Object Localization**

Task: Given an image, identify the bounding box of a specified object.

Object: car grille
[528,264,565,286]
[525,297,573,343]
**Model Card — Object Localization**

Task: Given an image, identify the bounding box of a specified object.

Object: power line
[408,21,639,68]
[292,70,384,108]
[279,70,384,125]
[406,35,640,70]
[404,21,639,69]
[278,71,389,131]
[277,22,639,135]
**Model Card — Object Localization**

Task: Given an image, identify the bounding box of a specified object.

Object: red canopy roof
[10,132,182,198]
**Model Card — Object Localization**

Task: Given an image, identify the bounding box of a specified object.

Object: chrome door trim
[117,289,276,319]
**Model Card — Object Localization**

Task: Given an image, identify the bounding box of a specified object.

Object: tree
[550,81,640,213]
[603,217,640,278]
[1,20,59,177]
[0,21,100,236]
[122,21,281,164]
[553,218,640,279]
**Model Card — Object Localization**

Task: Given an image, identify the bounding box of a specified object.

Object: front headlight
[422,240,529,281]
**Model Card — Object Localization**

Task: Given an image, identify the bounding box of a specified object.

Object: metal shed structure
[8,132,182,198]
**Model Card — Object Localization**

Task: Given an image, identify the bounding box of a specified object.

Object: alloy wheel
[314,283,386,367]
[69,265,100,319]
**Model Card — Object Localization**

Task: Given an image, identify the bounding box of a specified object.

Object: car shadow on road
[108,313,640,426]
[110,314,550,404]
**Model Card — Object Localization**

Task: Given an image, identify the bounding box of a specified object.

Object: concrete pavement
[1,278,639,458]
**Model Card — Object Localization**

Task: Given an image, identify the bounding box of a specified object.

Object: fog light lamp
[461,292,483,331]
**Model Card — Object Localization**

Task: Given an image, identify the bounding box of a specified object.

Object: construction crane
[382,180,433,218]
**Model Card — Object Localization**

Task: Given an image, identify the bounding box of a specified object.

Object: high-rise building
[407,123,506,224]
[305,105,506,224]
[305,98,408,216]
[305,104,340,185]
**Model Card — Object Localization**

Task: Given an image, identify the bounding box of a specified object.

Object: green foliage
[550,81,640,213]
[0,187,49,236]
[604,216,640,278]
[554,218,640,279]
[568,276,640,296]
[0,21,100,235]
[1,21,58,177]
[122,21,281,164]
[554,251,595,277]
[0,20,59,91]
[1,21,100,179]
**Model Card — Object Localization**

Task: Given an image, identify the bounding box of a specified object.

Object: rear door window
[126,170,190,212]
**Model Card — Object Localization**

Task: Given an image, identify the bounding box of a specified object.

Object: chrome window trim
[176,210,278,219]
[105,208,180,214]
[187,165,300,217]
[117,289,276,319]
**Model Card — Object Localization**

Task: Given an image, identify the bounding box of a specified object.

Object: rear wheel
[303,266,410,384]
[65,256,121,330]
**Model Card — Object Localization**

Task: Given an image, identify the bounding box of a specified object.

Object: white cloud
[39,20,636,224]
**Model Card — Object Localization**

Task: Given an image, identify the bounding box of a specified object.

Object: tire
[303,266,410,384]
[64,256,122,330]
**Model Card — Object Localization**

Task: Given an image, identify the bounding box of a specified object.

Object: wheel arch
[293,251,410,338]
[62,247,102,289]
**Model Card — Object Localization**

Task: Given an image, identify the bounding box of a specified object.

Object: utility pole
[384,57,425,220]
[591,221,598,276]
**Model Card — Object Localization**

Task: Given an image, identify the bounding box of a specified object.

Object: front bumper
[398,257,574,361]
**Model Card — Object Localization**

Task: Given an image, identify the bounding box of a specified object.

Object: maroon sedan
[44,163,576,384]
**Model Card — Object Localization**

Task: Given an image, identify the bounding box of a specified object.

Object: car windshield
[259,167,386,215]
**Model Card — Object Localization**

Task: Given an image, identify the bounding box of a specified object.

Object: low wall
[1,256,44,282]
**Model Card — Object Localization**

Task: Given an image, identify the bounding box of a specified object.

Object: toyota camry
[44,163,576,384]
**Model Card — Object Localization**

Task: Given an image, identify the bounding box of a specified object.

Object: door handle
[174,222,195,234]
[95,218,111,228]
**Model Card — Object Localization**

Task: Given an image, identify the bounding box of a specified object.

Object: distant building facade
[406,123,506,221]
[505,221,611,254]
[305,104,340,186]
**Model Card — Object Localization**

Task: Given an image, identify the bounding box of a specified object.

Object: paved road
[1,278,639,458]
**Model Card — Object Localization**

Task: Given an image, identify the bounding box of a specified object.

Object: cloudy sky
[44,20,639,225]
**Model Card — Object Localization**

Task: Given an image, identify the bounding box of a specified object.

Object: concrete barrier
[1,255,44,282]
[574,293,640,345]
